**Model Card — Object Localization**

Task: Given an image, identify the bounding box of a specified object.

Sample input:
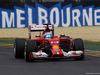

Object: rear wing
[28,24,54,39]
[30,24,54,31]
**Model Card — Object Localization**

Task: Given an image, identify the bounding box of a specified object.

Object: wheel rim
[24,51,26,60]
[24,41,27,60]
[14,44,16,56]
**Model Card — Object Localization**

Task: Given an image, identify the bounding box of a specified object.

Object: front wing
[28,50,84,59]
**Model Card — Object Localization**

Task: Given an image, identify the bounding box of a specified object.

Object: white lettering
[83,8,93,26]
[2,11,14,28]
[61,7,70,27]
[38,7,48,25]
[50,7,59,27]
[28,8,35,26]
[72,9,81,26]
[94,9,100,25]
[16,9,25,28]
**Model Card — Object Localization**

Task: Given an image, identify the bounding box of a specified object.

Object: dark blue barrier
[0,2,100,28]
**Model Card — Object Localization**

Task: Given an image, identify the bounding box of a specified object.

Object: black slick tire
[73,38,84,60]
[73,38,84,51]
[25,40,37,62]
[14,38,26,59]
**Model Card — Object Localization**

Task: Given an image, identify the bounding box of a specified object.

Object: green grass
[84,41,100,45]
[84,41,100,51]
[0,38,28,44]
[0,38,15,44]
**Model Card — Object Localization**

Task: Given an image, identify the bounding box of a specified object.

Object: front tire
[25,40,37,62]
[14,38,26,59]
[75,54,84,60]
[73,38,84,60]
[73,38,84,51]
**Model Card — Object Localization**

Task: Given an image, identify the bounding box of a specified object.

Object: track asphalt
[0,47,100,75]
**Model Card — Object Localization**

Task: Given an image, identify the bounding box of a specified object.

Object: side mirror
[35,35,40,37]
[60,34,65,37]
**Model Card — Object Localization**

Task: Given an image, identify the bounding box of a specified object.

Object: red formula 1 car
[14,24,85,62]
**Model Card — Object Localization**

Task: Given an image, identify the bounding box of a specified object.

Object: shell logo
[53,45,59,48]
[53,45,60,51]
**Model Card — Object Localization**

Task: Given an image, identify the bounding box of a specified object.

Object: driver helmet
[44,32,52,39]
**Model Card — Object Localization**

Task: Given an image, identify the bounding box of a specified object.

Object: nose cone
[53,45,59,48]
[52,45,63,56]
[53,45,60,51]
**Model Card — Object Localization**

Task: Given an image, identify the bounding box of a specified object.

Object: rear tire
[14,38,26,59]
[73,38,84,60]
[25,40,37,62]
